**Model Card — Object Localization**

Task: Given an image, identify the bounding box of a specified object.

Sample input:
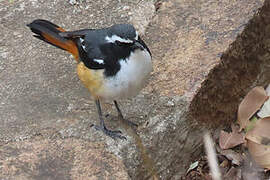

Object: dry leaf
[245,117,270,144]
[186,161,199,174]
[237,87,268,130]
[220,159,229,168]
[223,167,241,180]
[216,146,244,166]
[247,141,270,169]
[246,117,270,169]
[219,124,245,150]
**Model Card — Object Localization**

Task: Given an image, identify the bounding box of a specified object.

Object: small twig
[204,132,222,180]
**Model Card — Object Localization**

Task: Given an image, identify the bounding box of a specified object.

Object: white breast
[99,49,152,100]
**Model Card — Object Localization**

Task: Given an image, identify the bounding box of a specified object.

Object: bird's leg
[113,100,124,119]
[114,100,138,128]
[92,99,126,140]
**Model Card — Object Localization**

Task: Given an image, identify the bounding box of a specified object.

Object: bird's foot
[91,124,126,140]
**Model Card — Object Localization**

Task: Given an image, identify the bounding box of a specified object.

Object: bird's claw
[91,124,126,140]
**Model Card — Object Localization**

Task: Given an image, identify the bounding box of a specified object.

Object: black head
[107,24,137,43]
[104,23,150,54]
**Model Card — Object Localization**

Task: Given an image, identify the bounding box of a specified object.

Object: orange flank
[77,62,104,99]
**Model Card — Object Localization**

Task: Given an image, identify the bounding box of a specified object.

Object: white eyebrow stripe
[135,31,138,40]
[105,35,133,43]
[93,59,105,64]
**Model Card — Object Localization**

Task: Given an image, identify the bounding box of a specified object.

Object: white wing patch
[105,35,133,43]
[93,59,105,64]
[135,31,139,40]
[79,38,84,43]
[79,37,86,51]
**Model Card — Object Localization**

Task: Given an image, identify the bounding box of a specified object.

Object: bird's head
[106,24,139,46]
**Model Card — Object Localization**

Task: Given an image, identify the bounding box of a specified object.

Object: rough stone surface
[0,138,130,179]
[0,0,266,179]
[146,0,264,99]
[190,0,270,127]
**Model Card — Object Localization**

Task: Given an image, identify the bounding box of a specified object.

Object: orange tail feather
[27,19,79,61]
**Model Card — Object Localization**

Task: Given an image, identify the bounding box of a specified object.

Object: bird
[27,19,152,140]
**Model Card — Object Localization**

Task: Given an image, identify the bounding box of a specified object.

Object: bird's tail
[27,19,79,61]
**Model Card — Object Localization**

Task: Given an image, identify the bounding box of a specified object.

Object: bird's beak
[134,41,144,49]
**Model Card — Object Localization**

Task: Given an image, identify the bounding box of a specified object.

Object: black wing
[60,29,107,70]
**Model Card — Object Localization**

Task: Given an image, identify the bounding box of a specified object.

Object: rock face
[0,0,267,179]
[190,0,270,127]
[0,138,130,180]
